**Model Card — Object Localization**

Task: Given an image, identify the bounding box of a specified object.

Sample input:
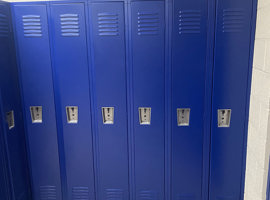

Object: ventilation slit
[72,186,89,200]
[0,13,8,37]
[137,12,159,36]
[179,10,201,34]
[223,9,245,33]
[23,15,42,37]
[98,13,119,36]
[139,190,158,200]
[60,14,80,37]
[105,188,123,200]
[39,186,56,200]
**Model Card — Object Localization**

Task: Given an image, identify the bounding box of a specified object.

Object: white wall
[245,0,270,199]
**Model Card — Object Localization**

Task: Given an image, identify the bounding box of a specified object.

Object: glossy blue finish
[171,0,208,199]
[0,145,10,200]
[2,0,258,199]
[209,0,255,199]
[0,2,31,199]
[130,1,165,199]
[49,2,96,200]
[11,3,62,200]
[88,2,129,199]
[0,91,11,200]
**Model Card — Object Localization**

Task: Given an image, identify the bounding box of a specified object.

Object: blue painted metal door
[12,4,62,200]
[0,147,10,200]
[50,3,96,200]
[209,0,254,199]
[0,92,11,200]
[171,0,208,199]
[0,3,32,199]
[130,1,165,199]
[89,2,129,200]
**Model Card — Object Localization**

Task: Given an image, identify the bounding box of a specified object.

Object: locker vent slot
[179,10,201,34]
[105,188,123,200]
[40,186,56,200]
[137,12,159,36]
[0,13,8,37]
[139,190,158,200]
[223,9,245,33]
[22,15,42,37]
[98,13,119,36]
[60,14,80,37]
[72,186,89,200]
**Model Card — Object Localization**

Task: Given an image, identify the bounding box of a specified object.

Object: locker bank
[0,0,257,199]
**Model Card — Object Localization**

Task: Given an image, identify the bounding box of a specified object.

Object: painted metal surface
[0,91,11,200]
[2,0,259,199]
[130,1,165,199]
[0,2,31,200]
[171,0,208,199]
[209,0,255,199]
[11,3,62,200]
[49,2,96,200]
[89,2,129,199]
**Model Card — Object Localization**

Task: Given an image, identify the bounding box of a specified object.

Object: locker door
[130,2,165,199]
[0,150,9,200]
[50,3,95,200]
[209,0,254,199]
[0,4,31,199]
[0,94,10,200]
[12,4,62,200]
[171,0,208,199]
[89,2,129,200]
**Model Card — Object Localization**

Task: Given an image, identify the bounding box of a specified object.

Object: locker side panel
[12,4,62,200]
[89,2,129,199]
[171,0,208,199]
[209,0,253,199]
[50,3,95,200]
[131,1,165,199]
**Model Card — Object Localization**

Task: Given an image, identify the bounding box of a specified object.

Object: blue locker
[0,146,10,200]
[171,0,208,199]
[130,1,165,199]
[89,2,129,200]
[0,91,11,200]
[49,2,95,200]
[209,0,254,199]
[11,3,62,199]
[0,2,31,199]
